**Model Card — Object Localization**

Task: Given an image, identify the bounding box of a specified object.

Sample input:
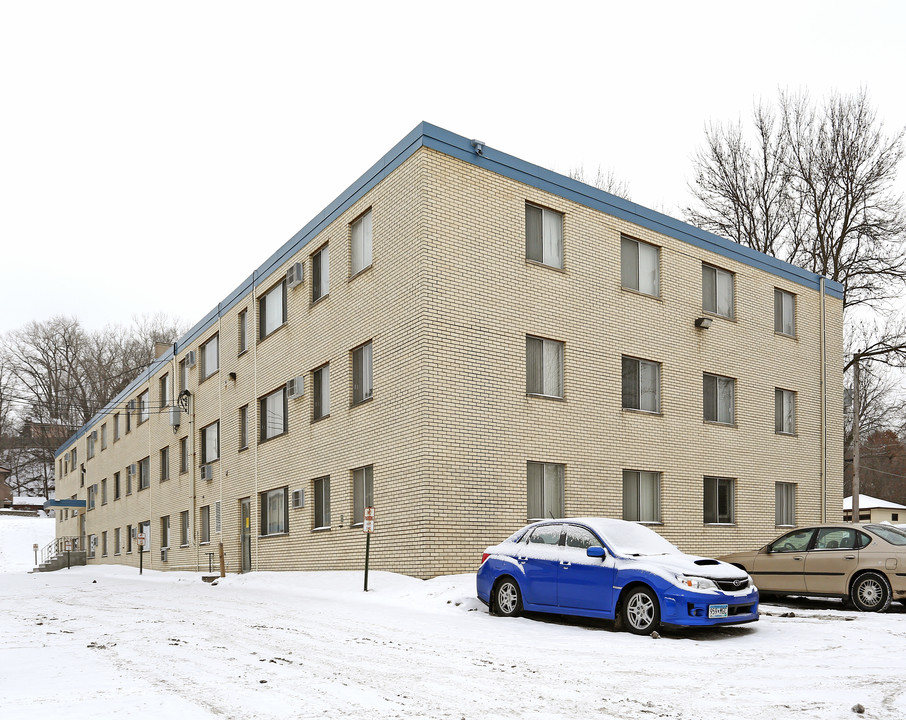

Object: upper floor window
[526,336,564,398]
[527,461,564,521]
[621,235,659,296]
[352,341,373,405]
[239,405,249,450]
[350,209,373,277]
[621,356,660,413]
[159,374,170,407]
[200,335,219,381]
[138,390,150,424]
[179,357,189,392]
[101,424,107,450]
[703,373,735,425]
[774,288,796,336]
[201,421,220,463]
[622,470,660,523]
[113,414,120,441]
[138,456,151,490]
[238,309,248,355]
[525,203,563,269]
[259,281,287,340]
[179,436,189,474]
[312,364,330,421]
[312,245,330,302]
[775,388,796,434]
[259,387,288,441]
[702,263,734,318]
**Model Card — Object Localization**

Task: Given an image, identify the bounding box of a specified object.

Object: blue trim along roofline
[56,121,843,456]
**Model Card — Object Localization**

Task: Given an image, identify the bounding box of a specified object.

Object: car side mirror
[586,546,605,558]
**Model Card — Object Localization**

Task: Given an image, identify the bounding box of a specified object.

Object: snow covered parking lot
[1,519,904,720]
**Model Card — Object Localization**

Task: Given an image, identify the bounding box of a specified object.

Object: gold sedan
[719,523,906,612]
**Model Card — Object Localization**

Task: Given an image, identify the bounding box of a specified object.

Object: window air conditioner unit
[127,399,136,411]
[90,430,98,442]
[161,549,168,562]
[292,489,304,509]
[131,527,137,539]
[201,463,213,481]
[129,463,137,476]
[169,406,181,427]
[187,350,197,368]
[287,262,304,288]
[287,376,305,399]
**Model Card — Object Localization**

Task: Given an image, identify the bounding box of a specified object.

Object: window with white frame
[622,470,661,523]
[101,424,107,450]
[527,461,564,520]
[138,456,150,490]
[776,482,796,526]
[350,209,373,276]
[138,390,150,424]
[702,263,734,318]
[703,476,735,524]
[87,484,96,510]
[259,280,286,340]
[313,477,330,529]
[238,308,248,355]
[775,388,796,434]
[179,357,189,392]
[352,465,373,526]
[621,356,660,413]
[101,531,108,557]
[160,515,170,549]
[621,235,659,296]
[159,373,170,407]
[179,436,188,474]
[88,534,96,559]
[200,505,211,544]
[140,520,151,552]
[312,245,329,302]
[101,478,107,505]
[259,387,287,441]
[261,487,288,535]
[114,527,121,555]
[113,413,120,441]
[200,334,219,380]
[774,288,796,336]
[87,433,95,459]
[703,373,735,425]
[113,472,121,500]
[201,421,220,463]
[180,510,190,546]
[352,341,373,405]
[126,524,133,553]
[525,202,564,269]
[159,446,170,481]
[239,405,248,449]
[126,465,133,495]
[313,364,330,420]
[526,336,564,398]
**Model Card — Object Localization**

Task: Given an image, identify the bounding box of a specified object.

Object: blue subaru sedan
[477,518,759,634]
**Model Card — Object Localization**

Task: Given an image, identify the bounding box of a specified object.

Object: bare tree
[569,165,632,201]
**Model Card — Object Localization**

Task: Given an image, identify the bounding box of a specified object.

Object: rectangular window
[114,527,121,555]
[703,373,735,425]
[101,478,107,505]
[200,506,211,544]
[259,387,287,441]
[352,465,374,526]
[775,388,796,434]
[351,341,373,405]
[138,456,150,490]
[259,281,287,340]
[160,516,170,549]
[350,208,373,276]
[87,484,97,510]
[200,335,219,380]
[239,405,249,449]
[525,203,564,269]
[621,235,659,296]
[101,531,108,557]
[238,309,248,355]
[126,465,133,495]
[622,470,661,523]
[140,520,150,552]
[160,446,170,481]
[703,476,735,524]
[260,487,288,535]
[101,424,107,450]
[179,436,189,474]
[138,390,150,424]
[776,482,796,526]
[88,534,96,559]
[313,364,330,420]
[702,263,734,318]
[87,433,95,459]
[159,374,170,407]
[621,356,660,413]
[126,524,133,553]
[312,245,330,302]
[774,288,796,336]
[72,448,77,467]
[179,357,189,392]
[526,461,564,520]
[313,477,331,529]
[125,408,131,434]
[180,510,190,546]
[113,472,121,500]
[201,422,220,463]
[526,336,564,398]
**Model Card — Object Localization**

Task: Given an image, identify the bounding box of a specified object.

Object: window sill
[774,331,798,340]
[259,430,288,445]
[525,258,566,273]
[312,526,331,532]
[349,264,374,282]
[239,445,249,453]
[526,393,565,402]
[775,524,795,529]
[180,544,189,549]
[620,286,661,301]
[704,523,737,527]
[351,395,374,409]
[775,431,798,438]
[311,294,329,308]
[259,531,289,539]
[312,414,331,424]
[238,348,249,358]
[200,541,211,546]
[622,407,662,417]
[701,310,736,323]
[703,420,737,429]
[199,370,219,385]
[257,322,287,346]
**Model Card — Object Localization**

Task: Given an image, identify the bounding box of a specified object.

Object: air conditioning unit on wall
[287,376,305,399]
[187,350,197,368]
[287,262,304,288]
[292,489,304,508]
[201,463,213,481]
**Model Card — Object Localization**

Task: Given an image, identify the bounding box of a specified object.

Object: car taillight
[480,553,490,566]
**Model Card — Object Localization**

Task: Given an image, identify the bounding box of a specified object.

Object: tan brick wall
[55,144,843,578]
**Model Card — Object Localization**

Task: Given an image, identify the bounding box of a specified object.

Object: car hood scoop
[693,559,720,566]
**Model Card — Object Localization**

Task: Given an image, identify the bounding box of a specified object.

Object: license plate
[708,604,728,619]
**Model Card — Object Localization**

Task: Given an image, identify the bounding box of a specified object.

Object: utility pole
[851,356,861,524]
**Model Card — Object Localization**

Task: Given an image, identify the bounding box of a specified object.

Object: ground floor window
[527,461,564,520]
[352,465,373,526]
[775,482,796,526]
[703,476,735,524]
[200,505,211,544]
[622,470,660,523]
[313,477,331,529]
[260,487,288,535]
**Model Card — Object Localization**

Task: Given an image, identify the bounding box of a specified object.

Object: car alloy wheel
[495,578,522,617]
[622,586,660,634]
[850,572,891,613]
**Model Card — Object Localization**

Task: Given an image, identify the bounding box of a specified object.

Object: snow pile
[0,515,55,572]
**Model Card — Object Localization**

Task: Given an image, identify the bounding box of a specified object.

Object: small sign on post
[137,533,145,575]
[363,506,375,592]
[33,543,38,566]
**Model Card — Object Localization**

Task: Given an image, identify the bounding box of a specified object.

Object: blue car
[477,518,759,634]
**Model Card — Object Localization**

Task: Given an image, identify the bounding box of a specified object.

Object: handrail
[40,536,80,565]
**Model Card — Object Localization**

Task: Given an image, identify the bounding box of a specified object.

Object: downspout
[252,275,259,572]
[819,277,827,523]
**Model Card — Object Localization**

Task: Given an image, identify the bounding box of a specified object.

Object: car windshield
[867,524,906,546]
[586,520,680,557]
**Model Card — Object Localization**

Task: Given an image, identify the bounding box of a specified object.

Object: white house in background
[844,494,906,523]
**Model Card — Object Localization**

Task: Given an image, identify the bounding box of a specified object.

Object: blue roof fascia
[57,121,843,457]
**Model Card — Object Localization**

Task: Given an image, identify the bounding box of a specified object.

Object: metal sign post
[33,543,38,566]
[137,533,145,575]
[363,506,375,592]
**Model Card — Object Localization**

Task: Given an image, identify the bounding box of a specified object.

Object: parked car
[477,518,758,634]
[719,523,906,612]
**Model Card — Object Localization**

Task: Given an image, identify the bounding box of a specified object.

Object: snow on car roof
[532,518,682,557]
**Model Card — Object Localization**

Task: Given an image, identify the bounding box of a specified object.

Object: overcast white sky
[2,1,905,336]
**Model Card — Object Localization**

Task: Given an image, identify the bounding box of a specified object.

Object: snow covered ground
[1,518,904,719]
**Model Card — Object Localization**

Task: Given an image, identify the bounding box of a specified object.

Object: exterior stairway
[34,536,87,572]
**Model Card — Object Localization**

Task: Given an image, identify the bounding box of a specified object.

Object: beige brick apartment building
[53,123,844,578]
